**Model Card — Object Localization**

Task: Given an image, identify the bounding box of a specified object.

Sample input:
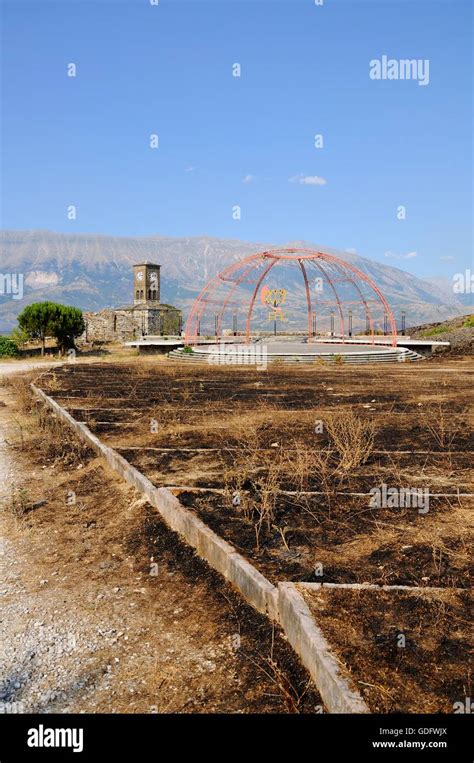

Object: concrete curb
[278,582,370,714]
[31,384,278,620]
[33,383,426,712]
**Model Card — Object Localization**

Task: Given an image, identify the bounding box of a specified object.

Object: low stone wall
[82,309,139,344]
[31,383,278,621]
[278,583,370,713]
[82,307,183,344]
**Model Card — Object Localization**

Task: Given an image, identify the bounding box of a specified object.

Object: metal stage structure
[184,248,398,347]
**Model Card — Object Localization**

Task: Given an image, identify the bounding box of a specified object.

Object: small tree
[17,302,85,355]
[17,302,59,355]
[50,305,85,355]
[0,336,20,357]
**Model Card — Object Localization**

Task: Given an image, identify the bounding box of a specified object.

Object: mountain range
[0,229,470,333]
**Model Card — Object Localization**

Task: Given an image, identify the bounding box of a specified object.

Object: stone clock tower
[82,261,181,342]
[133,262,161,305]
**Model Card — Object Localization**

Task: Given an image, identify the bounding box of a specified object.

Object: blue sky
[1,0,472,278]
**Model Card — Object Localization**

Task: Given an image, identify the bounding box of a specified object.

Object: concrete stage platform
[169,341,426,364]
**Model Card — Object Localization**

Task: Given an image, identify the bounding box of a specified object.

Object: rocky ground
[409,313,473,356]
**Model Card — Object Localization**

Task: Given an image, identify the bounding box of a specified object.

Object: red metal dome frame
[184,248,398,347]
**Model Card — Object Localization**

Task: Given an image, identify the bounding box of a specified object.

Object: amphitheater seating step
[167,346,425,365]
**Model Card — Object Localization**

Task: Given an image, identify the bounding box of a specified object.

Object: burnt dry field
[0,380,321,714]
[300,585,471,713]
[33,358,473,712]
[36,359,473,588]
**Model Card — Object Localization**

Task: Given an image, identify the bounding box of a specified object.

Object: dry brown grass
[28,359,473,567]
[251,457,284,550]
[35,406,94,466]
[246,629,313,713]
[419,403,463,450]
[221,417,285,549]
[4,484,31,521]
[324,409,377,471]
[4,375,36,414]
[218,407,380,549]
[3,375,92,467]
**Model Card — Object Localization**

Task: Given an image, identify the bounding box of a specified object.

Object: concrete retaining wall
[30,383,378,712]
[278,583,370,714]
[31,384,278,621]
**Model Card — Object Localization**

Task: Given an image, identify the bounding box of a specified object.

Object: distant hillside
[0,229,470,333]
[409,313,474,355]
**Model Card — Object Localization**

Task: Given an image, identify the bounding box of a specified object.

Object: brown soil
[0,377,321,713]
[184,491,472,589]
[300,586,472,713]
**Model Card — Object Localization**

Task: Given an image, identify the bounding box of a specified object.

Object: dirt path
[0,375,319,714]
[0,360,62,378]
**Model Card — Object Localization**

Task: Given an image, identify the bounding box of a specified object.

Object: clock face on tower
[136,271,143,281]
[150,271,158,284]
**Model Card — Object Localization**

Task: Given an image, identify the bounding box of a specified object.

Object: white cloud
[384,250,418,260]
[345,248,357,254]
[289,174,327,186]
[242,174,255,183]
[184,165,197,172]
[439,255,454,261]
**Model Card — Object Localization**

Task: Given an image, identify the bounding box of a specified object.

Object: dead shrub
[251,457,283,550]
[420,403,461,450]
[222,446,260,522]
[247,629,311,713]
[222,429,284,550]
[325,409,377,471]
[281,444,337,518]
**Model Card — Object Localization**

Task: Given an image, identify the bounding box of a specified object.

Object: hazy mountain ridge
[0,229,469,332]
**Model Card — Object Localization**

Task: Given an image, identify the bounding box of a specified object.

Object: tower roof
[133,262,161,268]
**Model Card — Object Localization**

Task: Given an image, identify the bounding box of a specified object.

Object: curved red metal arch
[298,259,313,340]
[183,248,398,347]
